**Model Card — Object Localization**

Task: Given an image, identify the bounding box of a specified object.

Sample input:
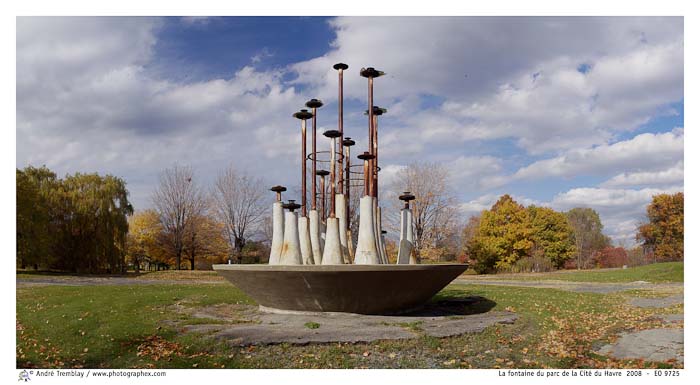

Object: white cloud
[600,161,684,187]
[16,15,684,228]
[291,17,683,156]
[513,129,684,180]
[16,18,306,207]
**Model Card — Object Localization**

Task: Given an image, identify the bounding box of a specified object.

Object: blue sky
[16,16,684,245]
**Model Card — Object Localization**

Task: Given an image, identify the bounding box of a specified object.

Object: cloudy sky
[16,16,683,245]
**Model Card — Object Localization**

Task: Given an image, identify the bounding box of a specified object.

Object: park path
[16,276,225,287]
[454,277,683,294]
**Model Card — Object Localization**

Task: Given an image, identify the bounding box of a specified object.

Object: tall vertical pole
[316,170,329,220]
[372,113,378,198]
[368,76,374,197]
[333,63,348,194]
[293,109,313,217]
[363,107,386,199]
[342,137,355,228]
[330,137,336,218]
[358,151,374,197]
[311,111,317,210]
[301,119,307,217]
[305,99,323,211]
[360,67,383,197]
[323,130,342,218]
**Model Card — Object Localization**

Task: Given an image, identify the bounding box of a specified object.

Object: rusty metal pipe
[323,129,342,218]
[333,63,348,194]
[373,114,378,198]
[270,185,286,202]
[368,76,374,197]
[316,170,329,221]
[305,99,323,211]
[330,138,336,217]
[364,106,386,200]
[360,67,383,198]
[342,137,355,229]
[357,151,374,197]
[302,119,307,216]
[311,113,317,210]
[293,109,313,217]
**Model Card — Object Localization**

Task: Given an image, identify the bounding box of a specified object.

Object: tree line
[16,163,683,273]
[17,166,133,273]
[132,164,268,271]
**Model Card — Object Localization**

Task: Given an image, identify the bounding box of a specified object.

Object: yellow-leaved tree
[127,209,164,272]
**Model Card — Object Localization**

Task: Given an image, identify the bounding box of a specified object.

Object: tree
[127,209,163,273]
[637,192,683,261]
[17,166,133,273]
[182,212,230,269]
[152,165,207,270]
[58,173,133,273]
[527,206,576,268]
[593,247,628,268]
[468,195,532,273]
[389,162,459,262]
[212,165,267,263]
[565,208,610,269]
[460,215,481,262]
[16,166,57,269]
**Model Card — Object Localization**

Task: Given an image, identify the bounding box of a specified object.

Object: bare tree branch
[212,164,267,263]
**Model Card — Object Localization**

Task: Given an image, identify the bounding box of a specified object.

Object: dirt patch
[596,329,683,364]
[628,294,684,308]
[655,314,684,324]
[454,278,682,294]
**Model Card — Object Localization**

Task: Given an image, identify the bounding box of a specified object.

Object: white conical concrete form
[309,210,323,265]
[321,217,344,264]
[298,217,314,265]
[355,196,380,264]
[335,194,351,264]
[397,208,411,264]
[406,209,417,264]
[279,211,302,265]
[269,201,285,265]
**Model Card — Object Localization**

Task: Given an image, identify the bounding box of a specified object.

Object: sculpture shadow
[398,292,497,317]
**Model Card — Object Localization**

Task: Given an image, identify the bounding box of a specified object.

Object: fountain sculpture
[214,63,468,314]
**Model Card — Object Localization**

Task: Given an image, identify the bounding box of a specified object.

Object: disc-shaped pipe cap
[364,106,387,116]
[333,63,349,70]
[282,200,301,212]
[315,170,330,177]
[342,137,356,147]
[293,109,313,120]
[270,185,287,193]
[305,98,324,109]
[323,129,342,138]
[357,151,375,161]
[360,67,385,78]
[399,192,416,202]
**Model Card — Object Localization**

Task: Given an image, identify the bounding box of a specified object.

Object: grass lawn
[16,279,682,369]
[470,262,683,283]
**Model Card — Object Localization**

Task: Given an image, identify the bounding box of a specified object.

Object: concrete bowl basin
[213,264,469,315]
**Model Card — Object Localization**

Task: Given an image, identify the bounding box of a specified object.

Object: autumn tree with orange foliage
[637,192,683,262]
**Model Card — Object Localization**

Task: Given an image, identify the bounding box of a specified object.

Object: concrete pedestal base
[213,264,469,314]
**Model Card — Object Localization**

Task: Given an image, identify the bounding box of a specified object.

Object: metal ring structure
[306,150,344,163]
